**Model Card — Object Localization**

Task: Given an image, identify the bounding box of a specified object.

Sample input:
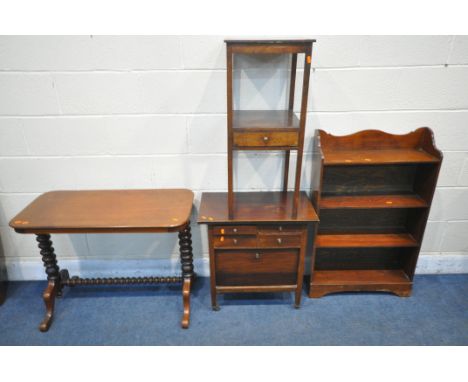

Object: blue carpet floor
[0,275,467,345]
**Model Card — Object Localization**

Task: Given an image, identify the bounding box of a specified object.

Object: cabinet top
[198,191,319,224]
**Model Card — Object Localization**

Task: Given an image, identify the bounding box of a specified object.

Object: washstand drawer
[215,250,299,286]
[258,234,302,248]
[233,131,299,148]
[258,224,304,234]
[213,225,257,235]
[213,235,257,248]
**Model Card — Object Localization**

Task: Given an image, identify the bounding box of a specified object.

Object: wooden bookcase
[309,128,442,298]
[225,39,315,217]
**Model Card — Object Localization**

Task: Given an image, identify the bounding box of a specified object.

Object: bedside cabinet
[198,191,318,310]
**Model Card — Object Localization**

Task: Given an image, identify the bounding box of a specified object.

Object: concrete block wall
[0,35,467,280]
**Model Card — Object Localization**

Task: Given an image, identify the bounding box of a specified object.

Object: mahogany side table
[9,189,195,332]
[198,191,318,309]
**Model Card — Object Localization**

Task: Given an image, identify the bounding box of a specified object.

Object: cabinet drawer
[215,250,299,286]
[258,234,302,248]
[258,224,304,234]
[233,131,299,148]
[213,235,257,248]
[213,225,257,236]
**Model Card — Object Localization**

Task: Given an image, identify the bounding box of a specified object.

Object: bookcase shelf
[309,128,442,298]
[316,233,419,248]
[320,194,428,209]
[322,148,440,165]
[311,270,411,297]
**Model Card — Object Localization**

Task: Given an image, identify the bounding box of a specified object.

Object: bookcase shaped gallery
[309,128,442,298]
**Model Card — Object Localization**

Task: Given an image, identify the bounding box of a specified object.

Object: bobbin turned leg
[36,234,61,332]
[179,222,194,329]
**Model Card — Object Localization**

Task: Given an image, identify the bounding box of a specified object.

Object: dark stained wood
[310,270,412,298]
[288,54,298,111]
[314,247,410,271]
[213,235,258,249]
[39,280,58,332]
[217,285,297,293]
[309,127,442,298]
[35,234,60,332]
[320,127,436,151]
[227,45,234,219]
[293,44,312,216]
[230,44,311,54]
[225,40,314,218]
[233,110,299,131]
[318,208,410,234]
[316,233,418,248]
[233,130,298,149]
[215,249,299,286]
[0,282,6,305]
[0,254,7,305]
[198,192,318,224]
[257,234,302,248]
[181,278,191,329]
[284,53,297,193]
[323,149,439,165]
[225,39,316,45]
[322,164,418,196]
[320,128,441,166]
[199,191,317,309]
[258,224,303,234]
[320,194,428,209]
[10,189,195,331]
[214,225,257,235]
[10,189,194,234]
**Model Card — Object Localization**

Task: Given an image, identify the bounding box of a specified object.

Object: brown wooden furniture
[9,189,195,331]
[198,191,318,309]
[0,281,6,305]
[309,128,442,298]
[225,39,315,217]
[0,251,6,305]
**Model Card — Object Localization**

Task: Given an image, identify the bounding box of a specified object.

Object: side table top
[9,189,194,234]
[198,191,318,224]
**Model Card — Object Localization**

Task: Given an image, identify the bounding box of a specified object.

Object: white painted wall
[0,35,467,280]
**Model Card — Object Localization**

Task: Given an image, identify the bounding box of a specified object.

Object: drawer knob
[278,226,283,231]
[233,228,238,233]
[255,253,260,259]
[277,238,283,245]
[263,136,269,142]
[233,238,238,245]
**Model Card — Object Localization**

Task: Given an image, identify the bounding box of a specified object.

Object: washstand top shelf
[225,39,315,54]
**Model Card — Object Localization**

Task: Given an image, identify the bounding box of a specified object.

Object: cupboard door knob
[277,238,282,245]
[278,226,283,231]
[233,228,237,233]
[233,239,238,245]
[255,253,260,259]
[263,136,269,142]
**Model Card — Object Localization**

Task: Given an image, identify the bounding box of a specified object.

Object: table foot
[181,277,191,329]
[39,280,57,332]
[212,305,220,311]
